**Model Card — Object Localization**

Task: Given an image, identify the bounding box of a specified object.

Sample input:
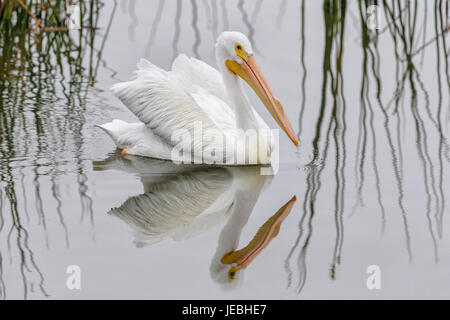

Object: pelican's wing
[171,54,229,103]
[171,55,236,132]
[110,58,235,156]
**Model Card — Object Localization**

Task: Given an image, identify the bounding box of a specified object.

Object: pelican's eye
[228,271,236,281]
[235,43,247,61]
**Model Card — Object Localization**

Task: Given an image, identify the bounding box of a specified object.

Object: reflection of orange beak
[226,56,298,146]
[221,195,296,282]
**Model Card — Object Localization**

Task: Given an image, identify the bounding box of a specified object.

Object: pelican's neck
[220,65,258,130]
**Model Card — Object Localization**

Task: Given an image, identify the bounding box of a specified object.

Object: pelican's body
[98,32,297,165]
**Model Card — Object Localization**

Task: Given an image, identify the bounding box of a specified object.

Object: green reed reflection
[287,0,450,295]
[0,0,114,299]
[286,0,348,292]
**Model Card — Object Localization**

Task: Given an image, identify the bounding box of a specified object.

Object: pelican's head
[215,31,298,146]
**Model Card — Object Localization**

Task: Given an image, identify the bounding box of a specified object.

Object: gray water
[0,0,450,299]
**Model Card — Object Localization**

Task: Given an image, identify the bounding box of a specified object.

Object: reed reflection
[144,0,165,59]
[94,154,295,288]
[288,0,450,294]
[191,0,201,59]
[286,0,348,292]
[0,0,112,298]
[379,0,450,260]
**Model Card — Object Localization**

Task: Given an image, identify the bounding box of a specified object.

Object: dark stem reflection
[0,0,114,299]
[287,0,450,295]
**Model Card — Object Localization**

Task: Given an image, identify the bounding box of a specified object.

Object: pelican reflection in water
[94,154,295,287]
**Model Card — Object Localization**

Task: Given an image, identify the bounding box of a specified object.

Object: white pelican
[98,31,298,165]
[94,154,295,286]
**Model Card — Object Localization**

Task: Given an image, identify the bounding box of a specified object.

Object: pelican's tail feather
[96,119,173,160]
[96,119,135,145]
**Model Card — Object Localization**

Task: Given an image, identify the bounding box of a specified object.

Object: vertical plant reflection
[287,0,450,294]
[381,0,450,261]
[286,0,348,292]
[144,0,164,59]
[0,0,111,298]
[191,0,201,59]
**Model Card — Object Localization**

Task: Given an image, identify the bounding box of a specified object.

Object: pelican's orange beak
[226,55,298,146]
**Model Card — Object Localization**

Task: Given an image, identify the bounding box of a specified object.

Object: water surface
[0,0,450,299]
